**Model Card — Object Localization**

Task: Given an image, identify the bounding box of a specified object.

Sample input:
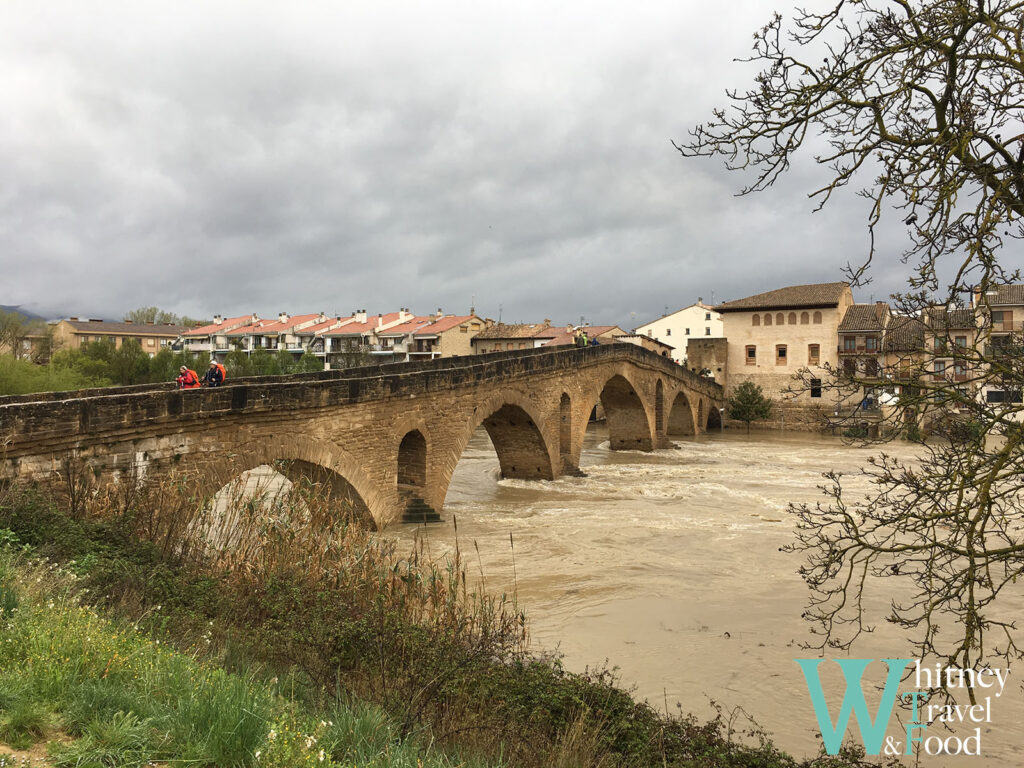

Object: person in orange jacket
[177,365,200,389]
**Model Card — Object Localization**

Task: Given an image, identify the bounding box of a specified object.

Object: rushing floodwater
[392,425,1024,767]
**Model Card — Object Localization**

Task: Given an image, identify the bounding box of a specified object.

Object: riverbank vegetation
[0,474,889,767]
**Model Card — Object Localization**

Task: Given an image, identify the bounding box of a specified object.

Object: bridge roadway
[0,344,724,527]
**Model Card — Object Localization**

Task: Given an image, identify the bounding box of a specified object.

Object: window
[647,330,653,337]
[776,344,787,364]
[843,359,856,376]
[934,360,946,375]
[843,336,857,351]
[160,339,167,346]
[666,328,671,336]
[865,358,879,376]
[955,335,967,347]
[460,326,468,333]
[705,312,711,320]
[991,310,1004,324]
[776,313,785,325]
[705,327,711,335]
[801,312,809,325]
[813,311,822,324]
[746,345,756,365]
[808,344,820,365]
[752,314,760,326]
[764,313,772,326]
[934,338,947,354]
[865,337,878,351]
[147,338,155,347]
[788,312,797,325]
[519,342,527,349]
[810,378,822,398]
[685,328,690,335]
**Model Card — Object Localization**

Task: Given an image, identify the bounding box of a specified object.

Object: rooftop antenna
[498,303,503,323]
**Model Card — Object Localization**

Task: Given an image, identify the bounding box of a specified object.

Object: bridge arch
[397,430,428,488]
[667,390,697,436]
[594,372,654,451]
[183,436,383,529]
[706,400,723,430]
[459,389,557,482]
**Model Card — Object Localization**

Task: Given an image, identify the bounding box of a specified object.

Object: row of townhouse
[681,281,1024,430]
[181,309,491,369]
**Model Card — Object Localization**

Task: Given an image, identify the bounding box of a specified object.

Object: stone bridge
[0,345,724,527]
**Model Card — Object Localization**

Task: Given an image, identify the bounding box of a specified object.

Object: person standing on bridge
[201,361,225,387]
[177,365,200,390]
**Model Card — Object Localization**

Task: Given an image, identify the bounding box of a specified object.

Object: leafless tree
[677,0,1024,700]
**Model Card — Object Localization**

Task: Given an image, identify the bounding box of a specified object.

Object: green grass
[0,546,502,767]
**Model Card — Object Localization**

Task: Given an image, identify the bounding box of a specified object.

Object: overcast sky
[2,1,913,329]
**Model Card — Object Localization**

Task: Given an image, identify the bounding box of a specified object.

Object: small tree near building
[727,381,772,433]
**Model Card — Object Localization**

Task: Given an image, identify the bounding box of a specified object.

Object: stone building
[472,322,556,353]
[53,318,188,357]
[973,284,1024,406]
[715,282,854,428]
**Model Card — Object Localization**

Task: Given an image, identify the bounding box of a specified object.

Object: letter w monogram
[795,658,912,755]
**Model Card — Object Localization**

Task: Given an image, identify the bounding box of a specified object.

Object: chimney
[278,312,289,324]
[354,310,367,323]
[318,312,327,323]
[399,308,411,321]
[436,307,443,318]
[469,306,475,315]
[213,314,223,325]
[377,312,383,328]
[543,318,551,326]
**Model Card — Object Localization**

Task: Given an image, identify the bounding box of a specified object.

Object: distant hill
[0,305,47,321]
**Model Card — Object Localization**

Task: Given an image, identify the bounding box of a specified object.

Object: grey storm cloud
[1,1,913,328]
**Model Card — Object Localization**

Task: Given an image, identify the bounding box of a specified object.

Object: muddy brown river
[391,425,1024,767]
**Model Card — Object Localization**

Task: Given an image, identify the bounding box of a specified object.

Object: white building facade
[633,300,723,364]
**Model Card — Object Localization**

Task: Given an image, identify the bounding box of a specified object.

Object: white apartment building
[633,300,723,364]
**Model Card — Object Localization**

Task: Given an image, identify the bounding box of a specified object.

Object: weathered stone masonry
[0,346,723,527]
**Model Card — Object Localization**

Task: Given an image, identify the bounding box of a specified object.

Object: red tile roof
[182,314,257,337]
[715,282,850,312]
[253,314,322,334]
[376,316,435,336]
[323,312,404,336]
[413,315,480,336]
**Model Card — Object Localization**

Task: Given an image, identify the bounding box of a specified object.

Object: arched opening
[198,459,375,556]
[599,375,653,450]
[559,393,573,472]
[707,403,723,430]
[752,314,761,326]
[397,430,427,488]
[813,311,822,324]
[764,313,773,326]
[801,311,809,324]
[788,312,797,325]
[667,391,696,436]
[397,430,437,523]
[482,404,554,479]
[655,380,665,437]
[776,312,785,326]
